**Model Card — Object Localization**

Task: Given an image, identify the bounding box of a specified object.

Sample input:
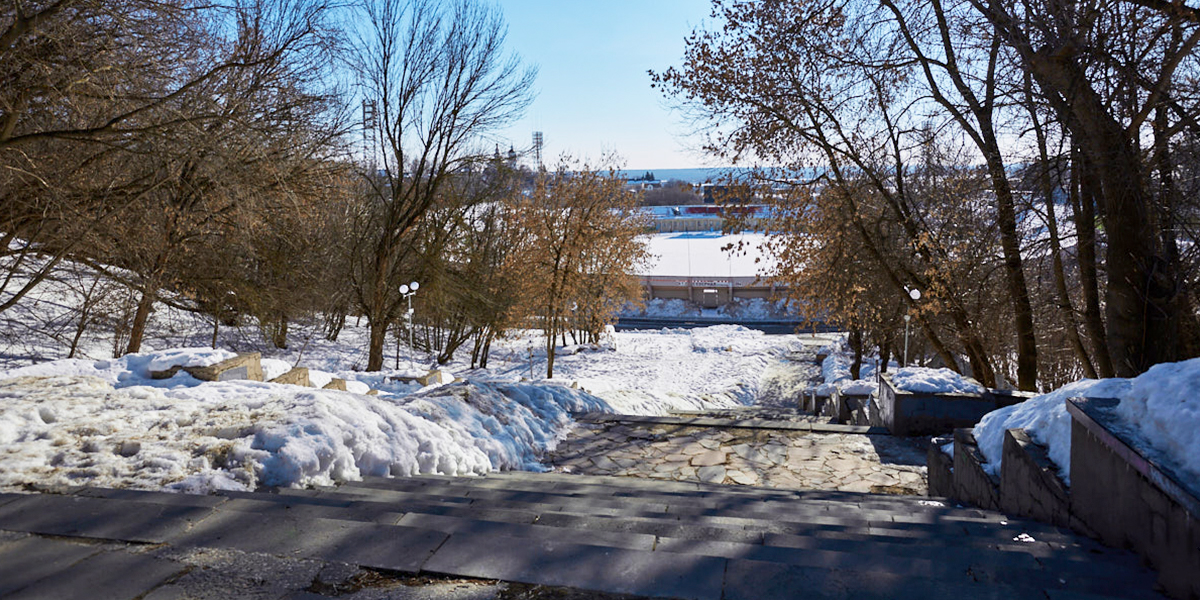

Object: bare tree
[348,0,535,371]
[973,0,1200,375]
[504,159,649,379]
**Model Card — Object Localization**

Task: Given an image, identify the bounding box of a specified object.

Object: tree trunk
[1073,154,1114,377]
[270,315,288,349]
[987,167,1039,390]
[1029,99,1095,378]
[124,286,157,355]
[1153,105,1200,360]
[849,327,863,380]
[367,317,388,371]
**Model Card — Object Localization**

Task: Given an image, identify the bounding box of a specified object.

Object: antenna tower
[532,131,544,168]
[362,99,378,170]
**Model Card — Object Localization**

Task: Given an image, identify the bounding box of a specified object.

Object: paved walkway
[0,474,1166,599]
[546,412,929,495]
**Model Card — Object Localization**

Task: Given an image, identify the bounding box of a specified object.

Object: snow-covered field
[640,232,775,277]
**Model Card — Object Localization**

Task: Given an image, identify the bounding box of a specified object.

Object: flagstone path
[545,413,929,495]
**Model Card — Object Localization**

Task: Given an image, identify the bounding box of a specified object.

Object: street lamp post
[400,281,420,372]
[903,288,920,368]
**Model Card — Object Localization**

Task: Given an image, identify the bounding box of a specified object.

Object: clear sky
[489,1,716,170]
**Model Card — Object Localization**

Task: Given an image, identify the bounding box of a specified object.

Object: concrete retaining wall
[322,378,347,391]
[151,352,263,382]
[999,429,1071,528]
[926,435,954,498]
[951,428,1000,511]
[1068,397,1200,598]
[877,375,996,436]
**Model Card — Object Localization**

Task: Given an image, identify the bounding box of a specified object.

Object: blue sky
[490,1,716,170]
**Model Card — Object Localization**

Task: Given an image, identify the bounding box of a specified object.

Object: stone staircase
[0,472,1166,599]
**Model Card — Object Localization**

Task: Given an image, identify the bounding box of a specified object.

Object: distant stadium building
[639,230,783,309]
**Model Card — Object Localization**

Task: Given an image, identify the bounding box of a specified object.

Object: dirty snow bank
[0,351,610,494]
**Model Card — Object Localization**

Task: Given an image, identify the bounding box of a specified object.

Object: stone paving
[546,418,929,495]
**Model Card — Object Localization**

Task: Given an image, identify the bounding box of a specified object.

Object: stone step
[665,540,1154,596]
[296,485,1081,555]
[0,487,1165,600]
[345,475,1071,534]
[720,558,1162,600]
[335,480,1028,536]
[577,412,888,434]
[420,530,1158,600]
[468,470,936,505]
[105,484,1122,569]
[422,532,727,600]
[0,492,212,544]
[366,473,987,518]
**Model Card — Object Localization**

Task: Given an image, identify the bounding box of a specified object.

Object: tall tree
[973,0,1200,375]
[348,0,535,371]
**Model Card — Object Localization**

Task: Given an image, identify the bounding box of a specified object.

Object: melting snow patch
[892,367,984,395]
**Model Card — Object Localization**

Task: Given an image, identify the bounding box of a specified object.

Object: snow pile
[261,358,292,382]
[1114,358,1200,485]
[0,351,612,493]
[973,378,1130,483]
[977,359,1200,485]
[634,298,697,317]
[567,325,808,414]
[892,367,984,395]
[815,353,879,397]
[143,348,237,374]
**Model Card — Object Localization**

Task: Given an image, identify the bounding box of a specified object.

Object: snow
[972,378,1130,483]
[261,358,292,382]
[814,352,880,397]
[1114,358,1200,486]
[641,232,776,277]
[0,322,816,494]
[892,367,985,395]
[144,348,237,373]
[976,360,1200,487]
[0,353,610,492]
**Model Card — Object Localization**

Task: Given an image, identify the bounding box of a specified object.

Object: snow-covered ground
[0,315,817,494]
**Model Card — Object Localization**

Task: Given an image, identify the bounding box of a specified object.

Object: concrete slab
[169,510,448,572]
[397,512,656,550]
[423,533,725,600]
[3,546,184,600]
[0,494,214,543]
[73,487,228,507]
[0,535,106,596]
[533,512,763,544]
[216,497,405,524]
[722,558,1025,600]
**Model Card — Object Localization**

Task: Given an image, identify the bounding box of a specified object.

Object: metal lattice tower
[532,131,543,168]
